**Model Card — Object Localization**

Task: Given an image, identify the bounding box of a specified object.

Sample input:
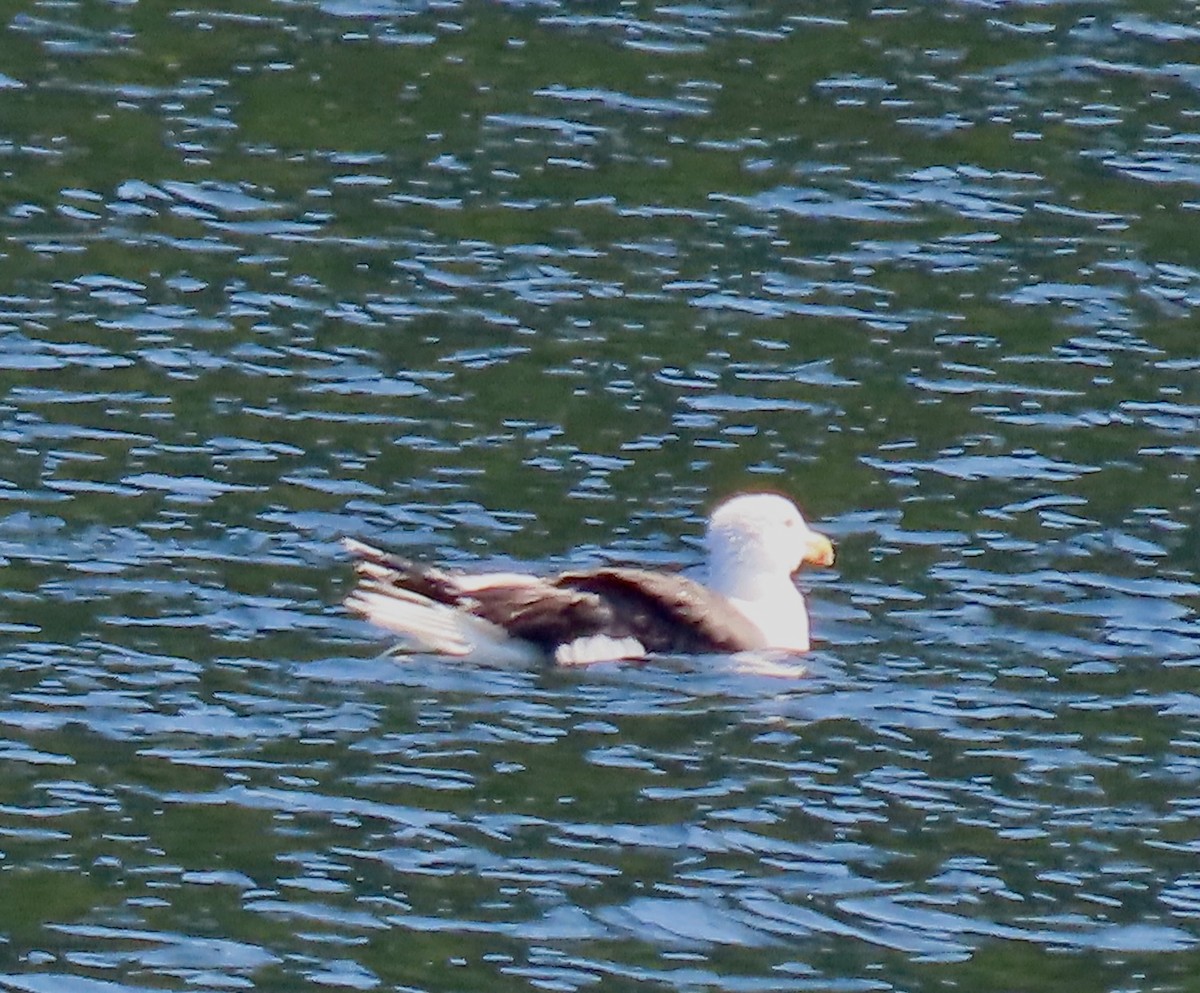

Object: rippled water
[2,1,1199,991]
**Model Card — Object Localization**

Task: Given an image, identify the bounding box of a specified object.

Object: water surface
[1,1,1199,991]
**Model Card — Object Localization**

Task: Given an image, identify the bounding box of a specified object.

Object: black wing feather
[553,568,768,653]
[345,540,766,657]
[346,540,473,605]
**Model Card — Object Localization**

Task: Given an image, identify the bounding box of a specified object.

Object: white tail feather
[343,588,470,654]
[344,588,543,665]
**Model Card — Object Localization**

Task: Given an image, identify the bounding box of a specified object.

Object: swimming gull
[343,491,835,665]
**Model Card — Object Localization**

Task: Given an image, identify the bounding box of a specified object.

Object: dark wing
[345,540,766,657]
[466,583,613,649]
[551,567,769,654]
[344,539,467,603]
[345,539,616,650]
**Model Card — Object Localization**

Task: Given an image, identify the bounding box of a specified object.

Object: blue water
[1,1,1198,991]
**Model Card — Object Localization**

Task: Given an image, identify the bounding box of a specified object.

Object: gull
[344,492,834,665]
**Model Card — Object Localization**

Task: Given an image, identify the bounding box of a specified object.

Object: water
[1,0,1199,990]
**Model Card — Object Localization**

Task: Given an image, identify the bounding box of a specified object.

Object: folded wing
[344,541,768,663]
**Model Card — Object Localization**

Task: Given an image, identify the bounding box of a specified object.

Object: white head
[703,492,835,595]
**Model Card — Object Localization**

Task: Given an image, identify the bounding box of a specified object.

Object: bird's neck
[707,558,810,651]
[705,552,791,602]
